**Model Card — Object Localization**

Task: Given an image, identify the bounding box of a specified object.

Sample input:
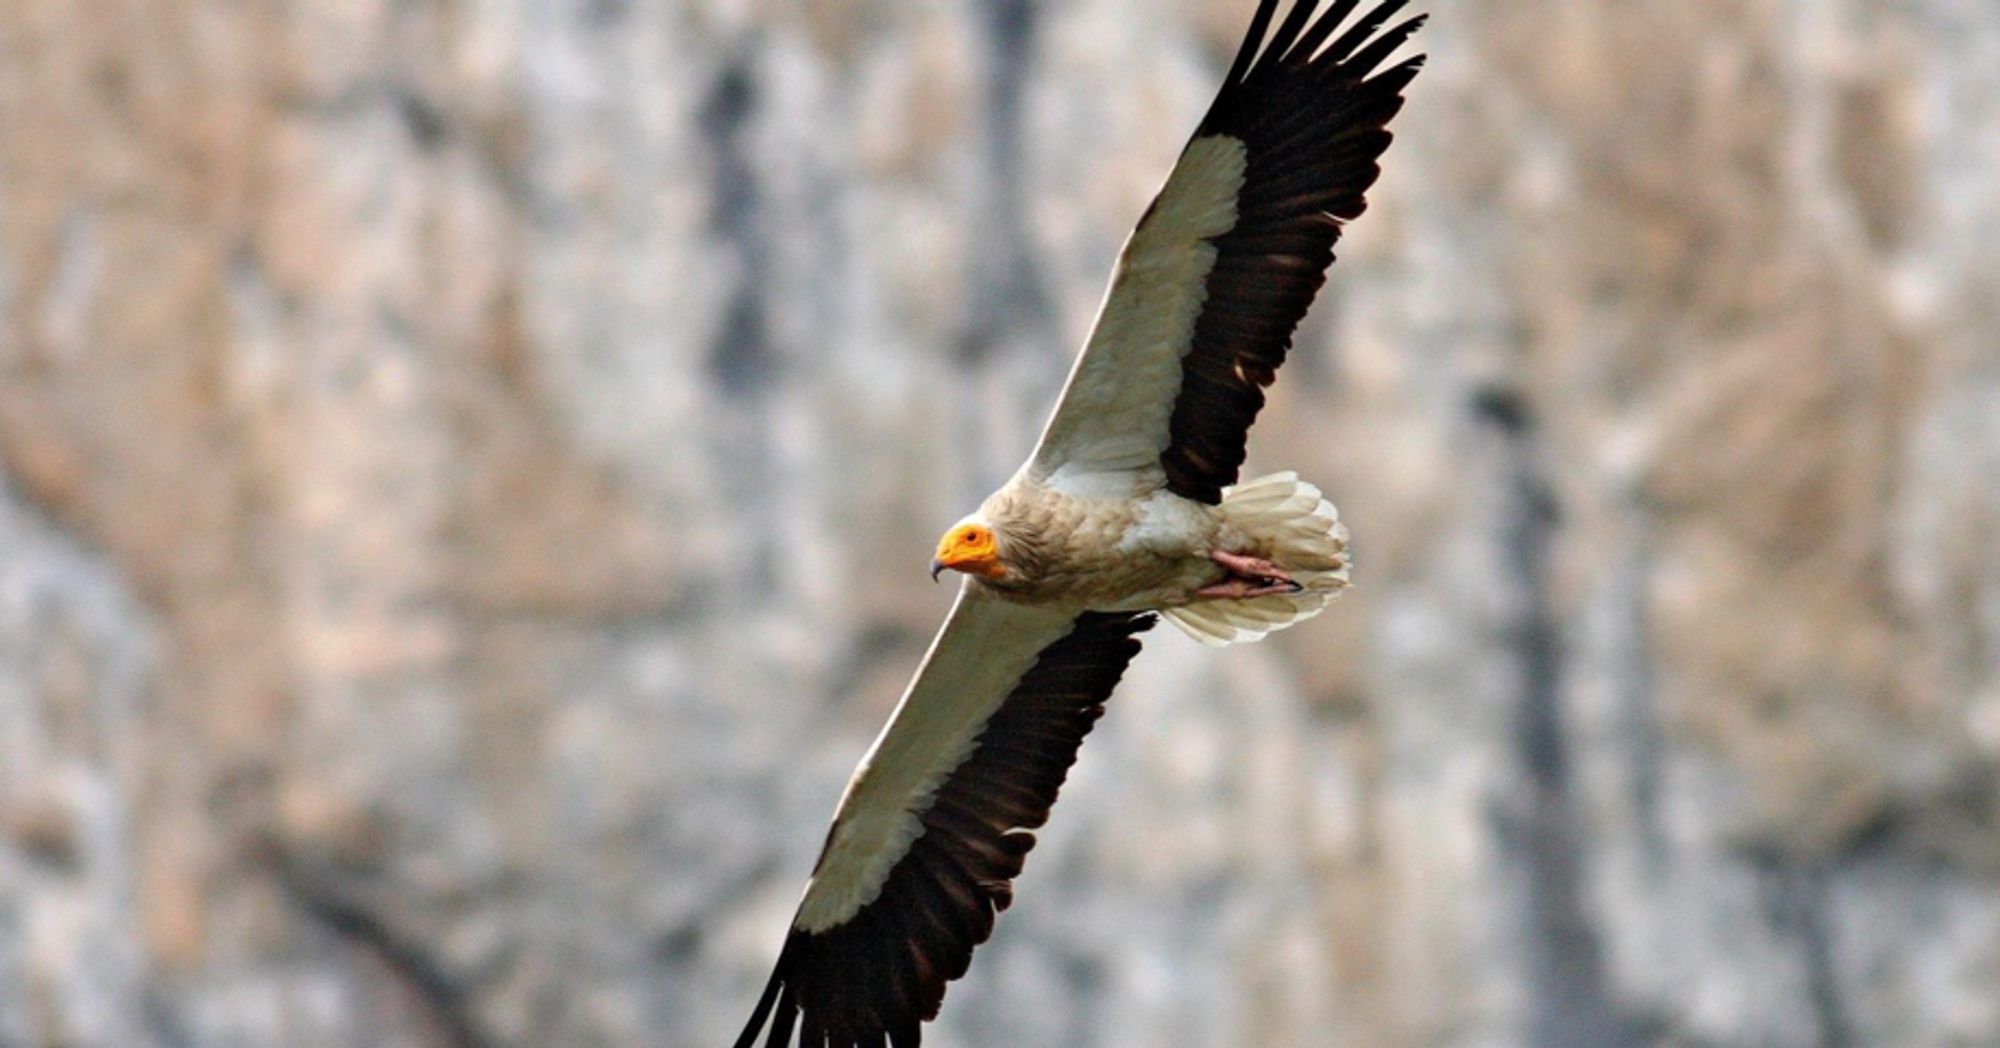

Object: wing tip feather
[1346,12,1430,78]
[1230,0,1430,78]
[733,949,795,1048]
[735,611,1155,1046]
[1224,0,1285,86]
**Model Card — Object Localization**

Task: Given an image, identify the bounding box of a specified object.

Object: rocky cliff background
[3,1,1998,1045]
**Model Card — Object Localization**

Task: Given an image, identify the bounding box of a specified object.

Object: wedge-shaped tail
[1165,471,1351,646]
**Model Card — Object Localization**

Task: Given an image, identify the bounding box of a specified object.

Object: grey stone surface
[2,1,1998,1045]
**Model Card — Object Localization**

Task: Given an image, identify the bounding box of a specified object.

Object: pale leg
[1195,550,1303,599]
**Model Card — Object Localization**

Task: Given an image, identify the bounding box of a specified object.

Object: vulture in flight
[736,1,1424,1043]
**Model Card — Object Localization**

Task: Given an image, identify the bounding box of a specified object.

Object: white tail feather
[1164,472,1351,646]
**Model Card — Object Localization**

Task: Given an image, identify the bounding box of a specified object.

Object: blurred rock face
[2,1,1998,1046]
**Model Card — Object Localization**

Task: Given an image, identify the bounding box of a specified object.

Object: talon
[1210,549,1285,578]
[1200,549,1302,599]
[1197,579,1303,599]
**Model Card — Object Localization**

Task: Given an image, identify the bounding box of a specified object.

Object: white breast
[1115,489,1214,556]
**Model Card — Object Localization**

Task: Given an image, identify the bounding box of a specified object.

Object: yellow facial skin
[930,523,1005,581]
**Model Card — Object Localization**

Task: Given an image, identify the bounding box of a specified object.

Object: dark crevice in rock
[1615,506,1668,874]
[700,54,775,399]
[396,89,449,151]
[1471,385,1531,435]
[698,50,783,591]
[1757,860,1854,1048]
[653,922,702,963]
[1054,949,1109,1043]
[957,0,1057,365]
[583,0,630,25]
[1484,394,1661,1048]
[1798,871,1855,1048]
[141,988,199,1048]
[267,845,490,1048]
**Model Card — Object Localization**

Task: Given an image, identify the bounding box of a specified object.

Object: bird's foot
[1197,550,1303,599]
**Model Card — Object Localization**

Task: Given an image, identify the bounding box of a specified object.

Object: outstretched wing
[1028,0,1425,503]
[735,588,1154,1047]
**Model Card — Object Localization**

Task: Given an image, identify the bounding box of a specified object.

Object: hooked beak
[930,557,946,583]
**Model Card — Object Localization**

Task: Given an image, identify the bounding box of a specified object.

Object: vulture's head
[930,519,1009,583]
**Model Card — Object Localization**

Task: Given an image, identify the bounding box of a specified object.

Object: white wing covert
[735,587,1154,1047]
[1027,0,1426,504]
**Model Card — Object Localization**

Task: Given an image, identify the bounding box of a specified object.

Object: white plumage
[737,3,1426,1043]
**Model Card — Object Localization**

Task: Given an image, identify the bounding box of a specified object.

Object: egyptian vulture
[735,1,1424,1043]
